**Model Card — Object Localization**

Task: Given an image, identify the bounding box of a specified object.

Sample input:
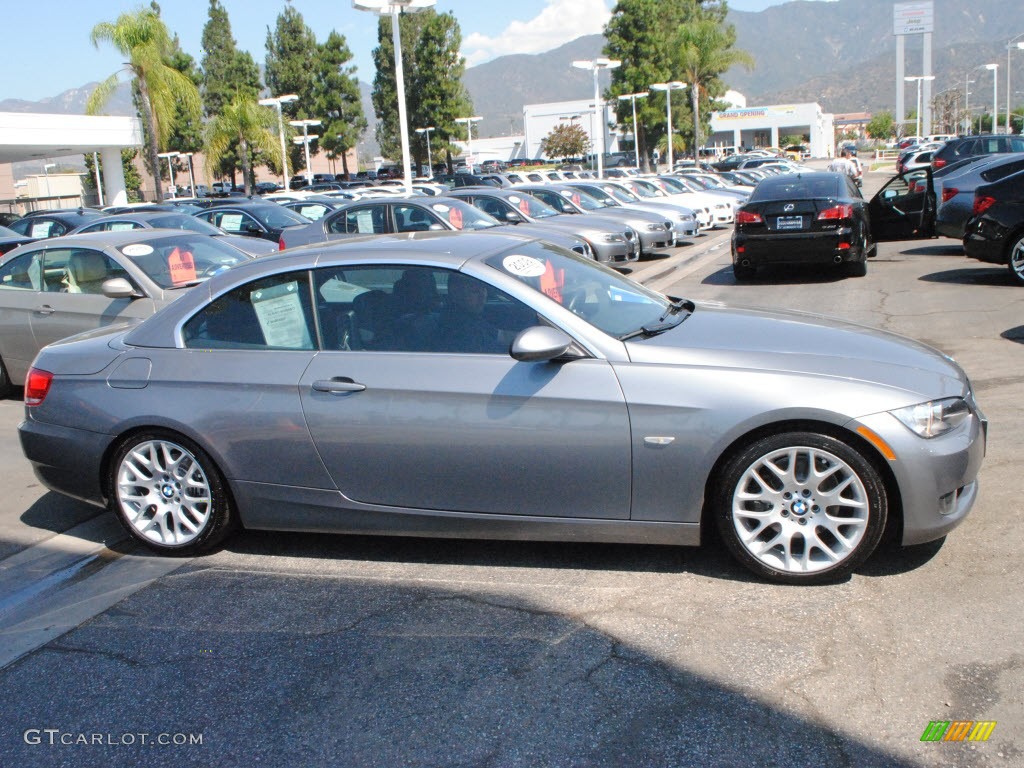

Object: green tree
[866,112,895,142]
[371,10,472,173]
[311,30,366,180]
[201,0,261,116]
[540,123,591,161]
[86,8,201,201]
[265,4,319,173]
[205,96,281,196]
[672,15,754,154]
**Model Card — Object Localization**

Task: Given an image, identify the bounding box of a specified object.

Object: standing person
[828,148,857,179]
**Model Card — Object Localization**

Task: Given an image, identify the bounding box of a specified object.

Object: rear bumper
[19,417,113,508]
[732,227,863,265]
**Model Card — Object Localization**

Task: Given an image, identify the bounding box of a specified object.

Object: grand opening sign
[893,1,934,36]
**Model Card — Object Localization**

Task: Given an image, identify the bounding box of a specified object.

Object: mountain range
[3,0,1022,172]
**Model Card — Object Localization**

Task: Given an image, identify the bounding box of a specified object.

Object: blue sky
[5,0,788,102]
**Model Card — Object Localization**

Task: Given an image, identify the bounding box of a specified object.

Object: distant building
[708,102,835,157]
[833,112,872,139]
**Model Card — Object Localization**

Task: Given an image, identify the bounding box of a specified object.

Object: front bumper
[848,403,987,546]
[590,237,639,264]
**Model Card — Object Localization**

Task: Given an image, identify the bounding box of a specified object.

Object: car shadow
[1002,325,1024,345]
[702,264,850,286]
[900,242,964,257]
[918,267,1013,286]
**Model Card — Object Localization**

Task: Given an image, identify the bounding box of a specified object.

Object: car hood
[218,233,279,256]
[625,301,967,404]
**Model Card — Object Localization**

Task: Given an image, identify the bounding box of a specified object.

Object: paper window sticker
[501,255,546,277]
[251,281,312,349]
[448,207,463,230]
[539,260,564,303]
[220,214,244,231]
[167,247,197,285]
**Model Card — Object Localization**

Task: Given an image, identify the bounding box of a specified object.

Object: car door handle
[35,305,56,315]
[313,377,366,393]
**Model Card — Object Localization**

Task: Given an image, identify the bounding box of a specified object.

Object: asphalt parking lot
[0,170,1022,767]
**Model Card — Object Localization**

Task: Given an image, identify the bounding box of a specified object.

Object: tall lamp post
[1007,38,1024,133]
[353,0,437,195]
[455,116,482,173]
[965,77,975,135]
[289,119,322,183]
[415,126,435,177]
[984,63,999,133]
[904,75,935,138]
[617,91,648,170]
[43,162,55,200]
[258,93,298,191]
[156,151,179,199]
[649,81,687,170]
[572,58,621,179]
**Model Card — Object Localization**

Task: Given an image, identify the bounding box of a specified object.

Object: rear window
[749,175,842,202]
[980,156,1024,182]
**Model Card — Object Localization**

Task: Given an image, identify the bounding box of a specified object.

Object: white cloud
[461,0,612,67]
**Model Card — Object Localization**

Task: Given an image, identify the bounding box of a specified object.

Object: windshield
[432,199,500,230]
[249,206,311,229]
[504,193,560,219]
[485,241,683,339]
[148,214,222,235]
[601,184,639,203]
[559,188,606,211]
[625,180,665,199]
[117,234,249,289]
[576,186,620,206]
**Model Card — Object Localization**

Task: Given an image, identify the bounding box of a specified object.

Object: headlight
[602,233,625,243]
[678,213,695,221]
[646,223,664,231]
[891,397,970,438]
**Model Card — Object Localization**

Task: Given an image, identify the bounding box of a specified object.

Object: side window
[40,249,73,292]
[393,204,442,233]
[26,220,58,238]
[213,211,250,234]
[62,249,130,294]
[296,204,329,221]
[0,251,42,291]
[183,270,316,350]
[327,206,386,235]
[474,197,507,219]
[314,264,537,355]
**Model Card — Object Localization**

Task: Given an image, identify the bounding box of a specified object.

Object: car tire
[108,431,235,555]
[0,356,12,398]
[846,259,867,278]
[733,263,756,281]
[1008,233,1024,287]
[714,431,888,584]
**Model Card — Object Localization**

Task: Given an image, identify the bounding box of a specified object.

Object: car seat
[65,251,111,294]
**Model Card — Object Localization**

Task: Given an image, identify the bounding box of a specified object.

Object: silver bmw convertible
[18,230,986,584]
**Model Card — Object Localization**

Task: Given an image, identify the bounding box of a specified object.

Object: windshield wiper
[620,299,693,340]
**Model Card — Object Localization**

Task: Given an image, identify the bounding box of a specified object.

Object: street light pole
[572,58,621,179]
[415,126,435,178]
[353,1,437,195]
[965,77,974,135]
[617,91,649,169]
[985,63,999,133]
[649,81,687,170]
[904,75,935,138]
[43,162,55,201]
[455,116,482,173]
[156,151,179,199]
[258,93,298,191]
[289,119,322,183]
[1007,38,1024,133]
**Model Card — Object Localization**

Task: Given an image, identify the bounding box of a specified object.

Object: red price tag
[448,207,464,230]
[168,247,197,285]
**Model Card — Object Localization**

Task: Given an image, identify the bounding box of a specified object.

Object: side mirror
[510,326,575,362]
[244,222,263,234]
[102,277,141,299]
[504,211,524,223]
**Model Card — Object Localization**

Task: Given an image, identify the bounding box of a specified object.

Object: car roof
[14,228,206,250]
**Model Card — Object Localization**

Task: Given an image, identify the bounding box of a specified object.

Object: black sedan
[963,168,1024,286]
[732,173,874,280]
[68,211,279,256]
[192,202,310,246]
[0,225,33,255]
[7,208,108,239]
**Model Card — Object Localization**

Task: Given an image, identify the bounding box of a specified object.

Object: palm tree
[205,96,281,196]
[86,9,201,201]
[673,19,754,155]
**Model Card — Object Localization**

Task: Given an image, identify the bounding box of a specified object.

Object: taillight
[278,237,286,251]
[933,159,946,169]
[736,210,763,224]
[973,195,996,216]
[25,368,53,406]
[942,187,958,203]
[817,204,854,220]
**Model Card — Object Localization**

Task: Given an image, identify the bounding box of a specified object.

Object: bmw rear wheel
[109,431,234,555]
[1009,233,1024,286]
[0,356,12,398]
[715,432,887,584]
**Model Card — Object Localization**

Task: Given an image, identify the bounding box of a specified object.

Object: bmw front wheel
[109,431,234,555]
[1009,233,1024,286]
[715,432,887,584]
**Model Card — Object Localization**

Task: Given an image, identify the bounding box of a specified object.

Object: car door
[29,246,160,351]
[868,170,936,241]
[0,249,46,380]
[298,264,632,519]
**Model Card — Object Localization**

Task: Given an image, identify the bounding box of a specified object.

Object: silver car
[19,231,986,584]
[0,229,251,394]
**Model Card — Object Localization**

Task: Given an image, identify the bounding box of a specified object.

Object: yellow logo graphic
[921,720,996,742]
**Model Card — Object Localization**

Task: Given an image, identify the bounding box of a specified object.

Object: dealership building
[707,103,835,157]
